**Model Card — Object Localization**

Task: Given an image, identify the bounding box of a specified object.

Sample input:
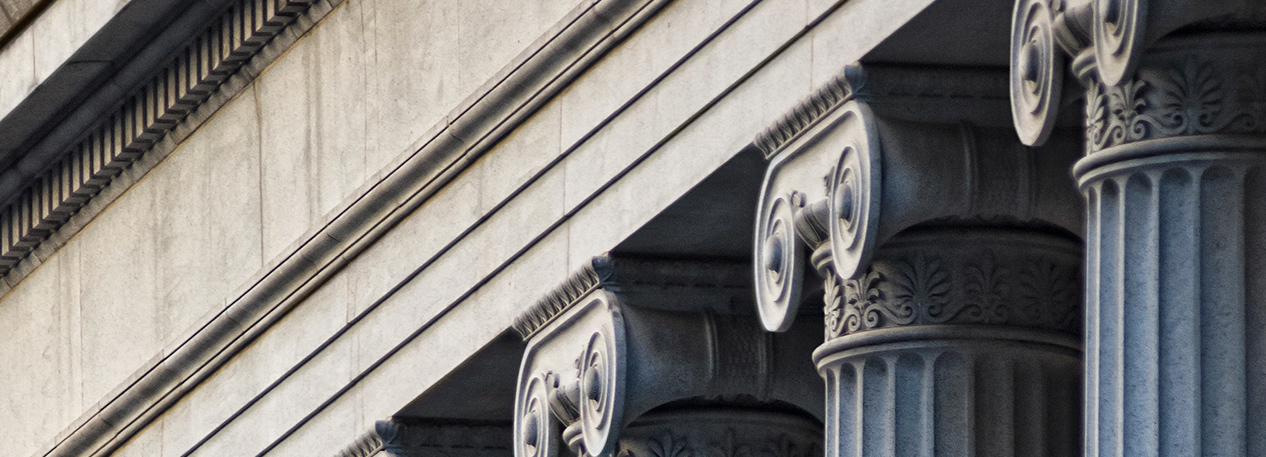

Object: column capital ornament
[753,64,1082,333]
[1008,0,1266,147]
[613,408,821,457]
[823,228,1082,340]
[336,421,511,457]
[514,257,822,457]
[1081,35,1266,155]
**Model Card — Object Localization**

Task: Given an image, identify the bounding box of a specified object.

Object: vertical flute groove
[1123,173,1159,457]
[1245,165,1266,457]
[1083,155,1266,456]
[1097,179,1123,457]
[1198,166,1247,457]
[1158,168,1199,457]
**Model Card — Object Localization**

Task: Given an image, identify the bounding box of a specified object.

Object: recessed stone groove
[0,0,317,276]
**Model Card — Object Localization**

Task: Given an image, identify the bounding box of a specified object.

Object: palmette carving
[824,229,1082,340]
[1009,0,1266,155]
[1085,53,1266,152]
[614,410,821,457]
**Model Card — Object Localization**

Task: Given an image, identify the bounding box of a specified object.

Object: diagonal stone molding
[0,0,317,275]
[27,1,674,456]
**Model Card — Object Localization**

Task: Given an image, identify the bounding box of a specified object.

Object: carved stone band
[614,408,822,457]
[1083,33,1266,154]
[824,227,1083,339]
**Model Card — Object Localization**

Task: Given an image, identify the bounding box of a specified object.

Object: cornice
[25,1,673,456]
[0,0,317,276]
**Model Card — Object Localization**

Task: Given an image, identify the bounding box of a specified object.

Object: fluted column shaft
[815,228,1083,457]
[1071,30,1266,457]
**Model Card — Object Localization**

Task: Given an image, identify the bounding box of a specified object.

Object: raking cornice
[24,0,672,456]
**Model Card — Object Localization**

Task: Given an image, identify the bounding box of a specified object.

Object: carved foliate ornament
[1007,0,1266,151]
[814,200,1083,343]
[1081,36,1266,154]
[822,228,1082,340]
[613,409,821,457]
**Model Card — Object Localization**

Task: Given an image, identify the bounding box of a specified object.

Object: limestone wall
[0,1,576,455]
[0,0,937,454]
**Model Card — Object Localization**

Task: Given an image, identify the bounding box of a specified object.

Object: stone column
[754,64,1085,456]
[512,257,823,457]
[1010,1,1266,454]
[816,228,1082,457]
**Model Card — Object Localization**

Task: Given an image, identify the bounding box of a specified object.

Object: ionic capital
[1009,0,1266,148]
[753,64,1082,332]
[513,257,821,457]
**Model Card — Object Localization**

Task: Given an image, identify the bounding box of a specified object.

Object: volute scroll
[1010,0,1065,146]
[756,64,1084,335]
[514,258,823,457]
[754,100,883,332]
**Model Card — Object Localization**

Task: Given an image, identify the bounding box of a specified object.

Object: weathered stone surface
[13,1,1235,457]
[616,408,822,457]
[0,253,79,457]
[1007,3,1266,455]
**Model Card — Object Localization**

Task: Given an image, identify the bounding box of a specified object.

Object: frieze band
[824,228,1081,339]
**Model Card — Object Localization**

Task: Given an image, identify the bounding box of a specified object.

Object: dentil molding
[0,0,318,275]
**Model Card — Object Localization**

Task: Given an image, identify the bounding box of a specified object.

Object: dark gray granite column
[1075,35,1266,457]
